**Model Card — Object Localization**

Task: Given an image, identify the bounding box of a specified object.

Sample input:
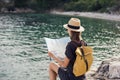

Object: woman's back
[65,40,87,80]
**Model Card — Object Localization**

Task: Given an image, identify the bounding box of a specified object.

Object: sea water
[0,13,120,80]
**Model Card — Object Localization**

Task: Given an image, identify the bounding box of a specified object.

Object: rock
[86,70,96,80]
[93,58,120,80]
[1,8,8,13]
[0,7,35,13]
[15,8,35,13]
[109,62,120,79]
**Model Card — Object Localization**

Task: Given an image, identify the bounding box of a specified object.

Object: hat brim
[63,24,85,32]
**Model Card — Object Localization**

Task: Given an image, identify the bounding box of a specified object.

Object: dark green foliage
[8,0,120,13]
[64,0,120,12]
[14,0,29,8]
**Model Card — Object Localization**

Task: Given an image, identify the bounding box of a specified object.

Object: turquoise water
[0,13,120,80]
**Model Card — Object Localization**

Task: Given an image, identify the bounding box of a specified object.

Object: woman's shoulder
[67,41,76,46]
[68,40,87,46]
[66,41,79,48]
[66,41,76,49]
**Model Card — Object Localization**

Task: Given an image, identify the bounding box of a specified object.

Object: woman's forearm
[48,51,68,67]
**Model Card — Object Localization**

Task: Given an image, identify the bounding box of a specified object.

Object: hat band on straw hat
[68,24,80,30]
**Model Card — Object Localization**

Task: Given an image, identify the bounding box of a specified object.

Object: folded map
[44,37,70,59]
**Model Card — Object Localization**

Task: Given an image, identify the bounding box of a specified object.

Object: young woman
[48,18,87,80]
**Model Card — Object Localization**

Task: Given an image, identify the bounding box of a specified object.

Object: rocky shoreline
[1,8,120,22]
[0,8,35,13]
[50,11,120,21]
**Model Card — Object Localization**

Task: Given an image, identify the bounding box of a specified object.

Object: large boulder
[93,58,120,80]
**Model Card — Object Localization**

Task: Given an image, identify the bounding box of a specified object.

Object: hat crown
[68,18,81,26]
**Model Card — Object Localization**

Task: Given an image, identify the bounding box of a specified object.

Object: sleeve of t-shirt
[65,43,74,60]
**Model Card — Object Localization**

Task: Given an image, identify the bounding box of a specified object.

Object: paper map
[44,37,70,59]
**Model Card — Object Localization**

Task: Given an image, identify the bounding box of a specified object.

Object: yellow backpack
[73,43,93,77]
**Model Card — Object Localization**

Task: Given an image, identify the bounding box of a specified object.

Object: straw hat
[63,18,85,32]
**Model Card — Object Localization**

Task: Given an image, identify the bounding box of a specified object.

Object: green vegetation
[64,0,120,12]
[10,0,65,12]
[0,0,120,13]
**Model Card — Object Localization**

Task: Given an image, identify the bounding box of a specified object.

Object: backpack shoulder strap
[81,40,87,46]
[81,40,89,71]
[81,48,89,71]
[71,41,81,48]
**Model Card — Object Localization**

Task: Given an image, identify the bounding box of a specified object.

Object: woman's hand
[48,51,69,67]
[48,51,55,58]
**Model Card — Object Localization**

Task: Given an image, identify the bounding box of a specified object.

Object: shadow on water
[0,13,120,80]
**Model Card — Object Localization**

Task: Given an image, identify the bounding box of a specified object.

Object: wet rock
[93,58,120,80]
